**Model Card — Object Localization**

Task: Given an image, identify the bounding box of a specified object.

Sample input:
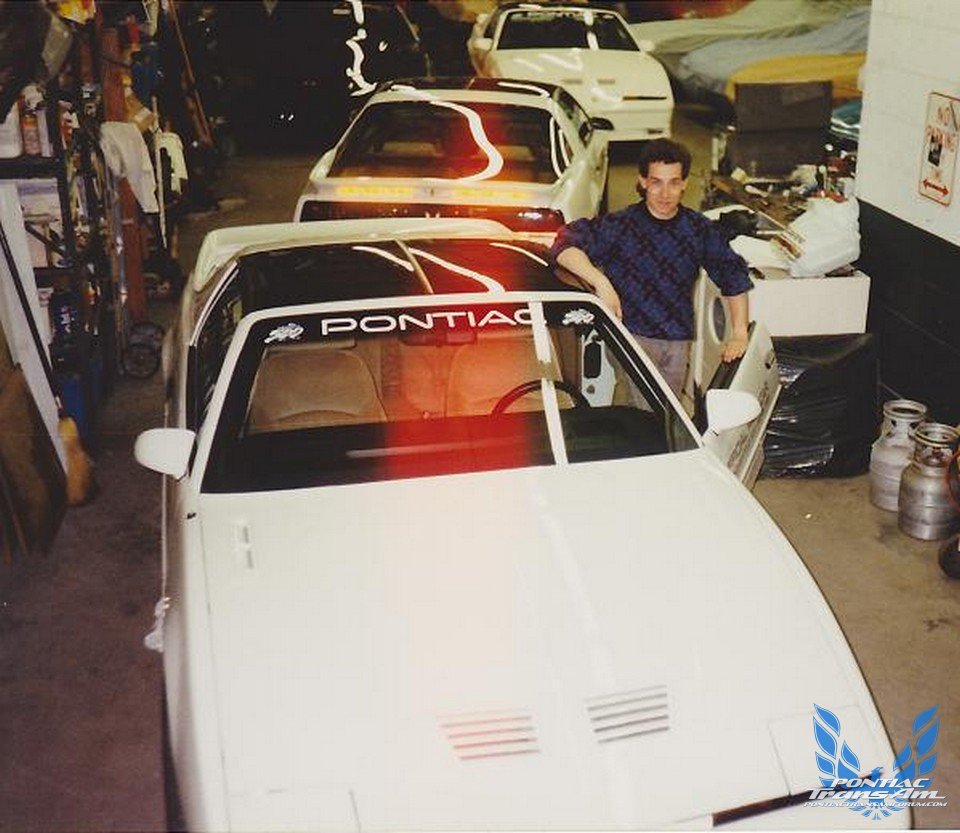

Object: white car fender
[163,482,230,831]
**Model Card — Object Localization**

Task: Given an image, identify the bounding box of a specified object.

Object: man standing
[551,138,752,396]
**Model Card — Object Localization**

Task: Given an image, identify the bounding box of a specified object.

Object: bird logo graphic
[813,703,941,820]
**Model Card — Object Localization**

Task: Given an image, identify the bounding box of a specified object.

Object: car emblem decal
[264,322,305,344]
[562,309,595,326]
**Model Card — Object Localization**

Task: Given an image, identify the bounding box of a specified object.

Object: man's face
[638,160,686,220]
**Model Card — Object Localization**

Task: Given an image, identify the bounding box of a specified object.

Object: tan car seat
[445,333,563,417]
[247,345,386,433]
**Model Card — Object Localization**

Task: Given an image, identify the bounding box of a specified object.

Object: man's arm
[556,247,623,320]
[722,291,749,362]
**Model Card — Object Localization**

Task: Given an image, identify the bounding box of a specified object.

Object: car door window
[191,280,244,430]
[592,14,639,51]
[554,88,592,148]
[483,10,499,39]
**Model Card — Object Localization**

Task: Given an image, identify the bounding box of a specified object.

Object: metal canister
[869,399,928,510]
[898,422,960,540]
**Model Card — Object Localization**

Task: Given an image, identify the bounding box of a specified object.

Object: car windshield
[202,300,697,492]
[328,101,565,182]
[498,10,638,51]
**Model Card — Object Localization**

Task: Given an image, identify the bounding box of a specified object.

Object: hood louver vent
[587,685,670,744]
[440,711,539,761]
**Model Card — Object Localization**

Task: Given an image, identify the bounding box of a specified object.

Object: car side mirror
[705,389,760,434]
[589,117,614,131]
[474,36,493,52]
[634,38,655,52]
[135,428,196,479]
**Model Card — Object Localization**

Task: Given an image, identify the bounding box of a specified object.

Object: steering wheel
[491,378,590,416]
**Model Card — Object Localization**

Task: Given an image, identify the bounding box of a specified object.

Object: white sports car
[467,3,674,142]
[294,77,610,235]
[137,218,902,831]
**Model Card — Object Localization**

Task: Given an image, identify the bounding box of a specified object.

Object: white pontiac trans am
[137,218,904,831]
[468,2,674,142]
[294,77,610,235]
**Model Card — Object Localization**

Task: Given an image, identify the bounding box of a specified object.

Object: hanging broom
[0,218,96,506]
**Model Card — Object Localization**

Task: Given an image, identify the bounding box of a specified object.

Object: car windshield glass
[202,300,697,492]
[498,10,638,51]
[328,101,562,182]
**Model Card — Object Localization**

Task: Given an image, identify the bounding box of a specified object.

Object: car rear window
[202,300,696,492]
[328,101,564,183]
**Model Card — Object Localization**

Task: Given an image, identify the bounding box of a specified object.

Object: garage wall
[855,0,960,422]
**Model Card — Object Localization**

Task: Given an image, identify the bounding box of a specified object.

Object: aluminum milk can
[898,422,960,540]
[869,399,928,510]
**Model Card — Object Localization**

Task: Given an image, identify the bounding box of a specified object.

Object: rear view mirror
[705,389,760,434]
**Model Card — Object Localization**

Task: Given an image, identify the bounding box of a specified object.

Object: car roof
[228,236,581,316]
[191,218,515,293]
[374,76,560,98]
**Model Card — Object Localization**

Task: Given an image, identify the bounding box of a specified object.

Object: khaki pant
[634,335,690,397]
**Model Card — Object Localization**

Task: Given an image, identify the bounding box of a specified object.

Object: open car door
[690,272,780,487]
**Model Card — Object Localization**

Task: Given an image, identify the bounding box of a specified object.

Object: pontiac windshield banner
[805,704,946,819]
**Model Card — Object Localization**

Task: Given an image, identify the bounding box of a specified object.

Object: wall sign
[919,91,960,205]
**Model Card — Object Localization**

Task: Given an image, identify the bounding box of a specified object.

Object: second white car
[294,77,610,236]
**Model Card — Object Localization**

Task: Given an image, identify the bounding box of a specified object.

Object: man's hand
[721,293,749,362]
[721,334,748,362]
[596,282,623,320]
[556,246,622,320]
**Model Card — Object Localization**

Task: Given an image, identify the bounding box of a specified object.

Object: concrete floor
[0,106,958,831]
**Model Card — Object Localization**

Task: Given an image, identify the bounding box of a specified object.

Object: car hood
[490,50,672,108]
[197,449,886,830]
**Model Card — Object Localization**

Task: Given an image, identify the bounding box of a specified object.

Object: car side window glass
[555,88,591,148]
[484,11,499,39]
[550,117,572,173]
[592,14,639,51]
[194,281,244,429]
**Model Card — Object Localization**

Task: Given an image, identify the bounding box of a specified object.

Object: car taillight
[297,201,565,231]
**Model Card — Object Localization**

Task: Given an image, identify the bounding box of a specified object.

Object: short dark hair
[638,138,692,179]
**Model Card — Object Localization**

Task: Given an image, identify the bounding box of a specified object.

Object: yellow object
[335,185,417,199]
[56,0,96,24]
[725,53,866,105]
[59,415,97,507]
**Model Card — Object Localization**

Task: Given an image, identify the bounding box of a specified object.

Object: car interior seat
[444,332,568,416]
[246,343,387,433]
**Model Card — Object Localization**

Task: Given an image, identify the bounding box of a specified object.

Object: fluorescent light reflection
[497,81,549,97]
[351,245,415,271]
[345,0,375,97]
[408,248,506,292]
[489,242,549,266]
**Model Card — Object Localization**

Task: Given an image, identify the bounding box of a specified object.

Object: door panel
[692,273,780,486]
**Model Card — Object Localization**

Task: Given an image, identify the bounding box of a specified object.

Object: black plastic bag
[761,334,879,478]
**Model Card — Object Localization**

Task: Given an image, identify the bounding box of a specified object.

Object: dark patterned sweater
[551,202,752,340]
